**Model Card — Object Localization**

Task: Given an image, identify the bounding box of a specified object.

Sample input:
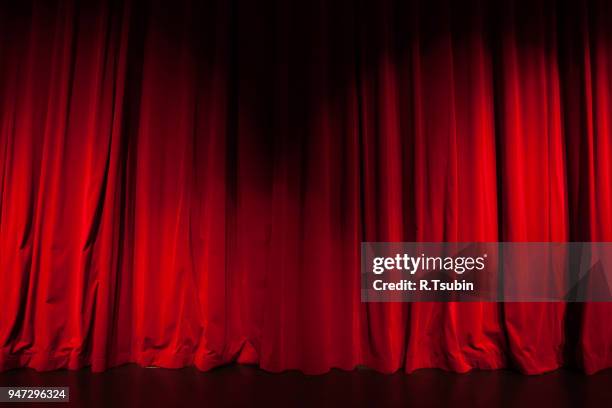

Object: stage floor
[1,365,611,407]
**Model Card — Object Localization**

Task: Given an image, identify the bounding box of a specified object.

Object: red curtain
[2,0,612,374]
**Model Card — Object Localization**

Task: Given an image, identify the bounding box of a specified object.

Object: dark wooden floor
[1,365,612,407]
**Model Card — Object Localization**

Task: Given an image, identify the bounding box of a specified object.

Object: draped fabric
[2,0,612,374]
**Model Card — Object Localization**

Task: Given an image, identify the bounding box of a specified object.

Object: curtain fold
[2,0,612,374]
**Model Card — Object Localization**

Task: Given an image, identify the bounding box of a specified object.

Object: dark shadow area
[1,364,612,407]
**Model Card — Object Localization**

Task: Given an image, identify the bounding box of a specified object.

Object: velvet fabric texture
[2,0,612,374]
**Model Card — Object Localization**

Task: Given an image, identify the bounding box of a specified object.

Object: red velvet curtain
[2,0,612,374]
